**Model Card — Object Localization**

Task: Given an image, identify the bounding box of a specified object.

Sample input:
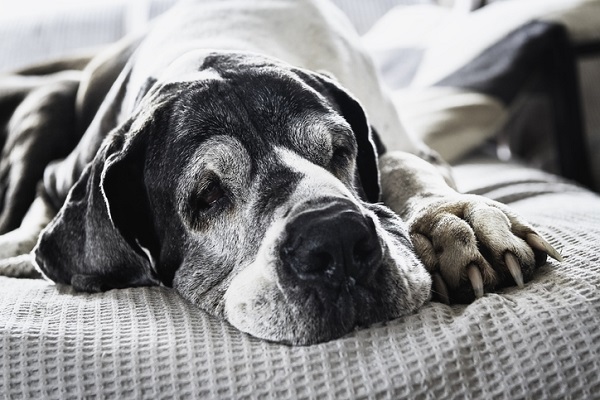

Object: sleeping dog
[0,0,561,344]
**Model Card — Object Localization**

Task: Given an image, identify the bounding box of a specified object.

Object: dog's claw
[432,273,450,304]
[526,233,563,262]
[504,252,524,288]
[466,264,484,298]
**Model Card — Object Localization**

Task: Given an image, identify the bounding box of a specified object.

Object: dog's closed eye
[186,175,231,229]
[197,179,225,211]
[329,132,357,181]
[330,145,353,168]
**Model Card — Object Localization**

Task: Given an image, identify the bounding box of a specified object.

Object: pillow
[362,0,600,178]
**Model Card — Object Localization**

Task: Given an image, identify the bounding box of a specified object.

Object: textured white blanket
[1,157,598,399]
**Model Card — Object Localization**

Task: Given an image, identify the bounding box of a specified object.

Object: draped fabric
[2,157,599,399]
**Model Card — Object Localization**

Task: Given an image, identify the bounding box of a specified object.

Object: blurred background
[0,0,599,190]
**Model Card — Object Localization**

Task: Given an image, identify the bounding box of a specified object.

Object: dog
[0,0,562,345]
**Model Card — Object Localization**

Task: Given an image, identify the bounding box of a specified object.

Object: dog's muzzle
[223,195,430,345]
[279,200,382,291]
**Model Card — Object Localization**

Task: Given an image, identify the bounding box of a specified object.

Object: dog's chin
[224,288,384,345]
[226,284,358,345]
[222,256,429,345]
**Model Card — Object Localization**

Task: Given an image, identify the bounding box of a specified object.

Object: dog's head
[35,52,430,344]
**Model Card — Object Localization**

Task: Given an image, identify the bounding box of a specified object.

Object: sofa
[1,1,599,398]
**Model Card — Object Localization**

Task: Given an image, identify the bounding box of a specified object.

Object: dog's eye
[332,146,350,163]
[330,130,356,164]
[184,176,230,230]
[330,144,354,169]
[197,179,225,211]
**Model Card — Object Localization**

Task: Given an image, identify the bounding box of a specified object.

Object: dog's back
[124,0,418,153]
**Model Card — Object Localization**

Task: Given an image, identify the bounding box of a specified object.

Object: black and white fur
[0,0,561,345]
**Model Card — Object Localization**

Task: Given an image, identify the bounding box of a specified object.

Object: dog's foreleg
[379,151,562,303]
[379,151,457,221]
[0,194,55,278]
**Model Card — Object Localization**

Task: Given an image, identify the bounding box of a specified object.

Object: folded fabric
[362,0,600,186]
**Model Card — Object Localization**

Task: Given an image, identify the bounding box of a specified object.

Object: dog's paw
[0,254,41,278]
[0,228,38,259]
[409,194,563,303]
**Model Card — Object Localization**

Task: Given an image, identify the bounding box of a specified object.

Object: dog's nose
[280,202,382,286]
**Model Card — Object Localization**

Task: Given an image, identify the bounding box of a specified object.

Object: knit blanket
[2,157,599,399]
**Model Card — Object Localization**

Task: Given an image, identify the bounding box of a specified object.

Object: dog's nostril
[313,252,333,273]
[298,250,333,275]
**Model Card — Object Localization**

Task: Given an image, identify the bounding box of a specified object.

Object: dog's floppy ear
[34,104,164,292]
[293,69,381,203]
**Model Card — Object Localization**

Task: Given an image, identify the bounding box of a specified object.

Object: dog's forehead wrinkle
[166,81,272,161]
[289,112,356,164]
[196,56,332,126]
[192,135,247,169]
[165,63,350,166]
[291,115,332,146]
[178,135,251,196]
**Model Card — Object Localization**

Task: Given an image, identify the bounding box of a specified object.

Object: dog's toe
[409,194,562,303]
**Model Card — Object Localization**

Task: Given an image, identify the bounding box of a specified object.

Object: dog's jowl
[0,0,561,344]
